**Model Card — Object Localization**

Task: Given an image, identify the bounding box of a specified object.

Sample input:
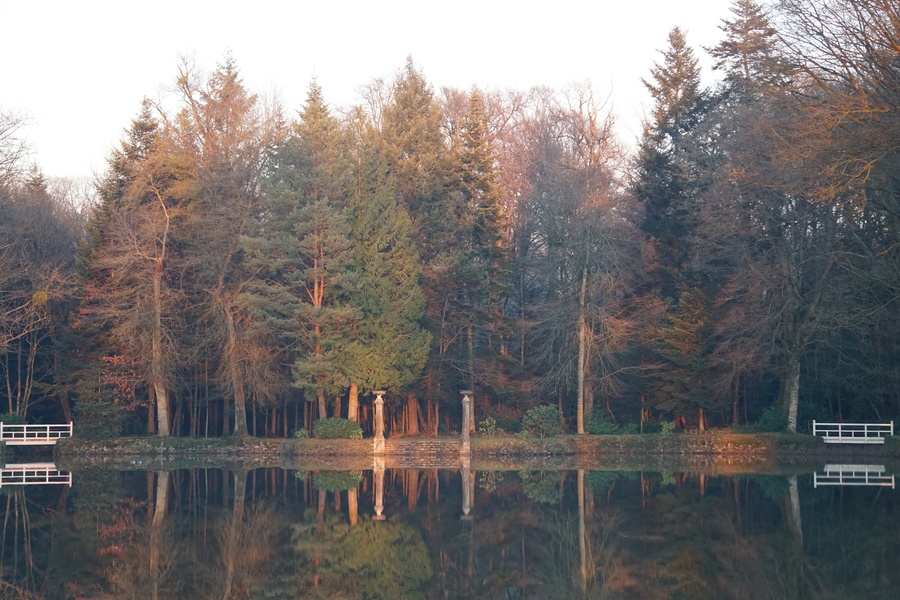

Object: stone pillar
[373,455,386,521]
[373,390,386,455]
[460,390,473,456]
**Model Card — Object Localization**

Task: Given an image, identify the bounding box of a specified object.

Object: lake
[1,461,896,599]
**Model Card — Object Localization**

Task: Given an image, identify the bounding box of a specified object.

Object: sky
[1,0,732,181]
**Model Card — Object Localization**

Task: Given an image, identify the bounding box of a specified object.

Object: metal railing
[812,421,893,444]
[0,422,74,445]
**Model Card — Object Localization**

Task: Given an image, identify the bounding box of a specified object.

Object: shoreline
[12,432,896,473]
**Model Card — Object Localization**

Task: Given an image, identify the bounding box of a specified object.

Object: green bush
[758,404,788,432]
[477,416,503,437]
[0,413,27,425]
[314,417,363,439]
[75,402,125,438]
[586,408,620,435]
[660,420,676,435]
[621,423,640,434]
[521,405,563,438]
[293,427,310,439]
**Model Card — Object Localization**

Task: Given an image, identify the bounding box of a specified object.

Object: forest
[1,0,898,439]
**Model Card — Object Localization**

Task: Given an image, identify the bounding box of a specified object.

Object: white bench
[812,421,893,444]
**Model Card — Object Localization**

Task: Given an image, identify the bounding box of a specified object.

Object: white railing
[812,421,893,444]
[814,464,895,488]
[0,422,74,445]
[0,463,72,487]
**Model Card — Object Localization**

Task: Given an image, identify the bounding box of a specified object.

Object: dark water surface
[1,462,896,599]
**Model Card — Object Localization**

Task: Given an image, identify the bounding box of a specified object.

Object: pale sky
[1,0,731,181]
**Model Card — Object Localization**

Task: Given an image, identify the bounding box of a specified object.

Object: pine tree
[344,117,431,395]
[379,58,462,423]
[708,0,790,100]
[453,89,506,391]
[635,27,709,298]
[634,28,718,428]
[244,82,355,425]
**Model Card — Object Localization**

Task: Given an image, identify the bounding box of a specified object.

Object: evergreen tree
[454,89,507,391]
[635,27,709,298]
[244,82,354,425]
[708,0,790,100]
[634,28,719,428]
[380,58,462,423]
[344,116,431,395]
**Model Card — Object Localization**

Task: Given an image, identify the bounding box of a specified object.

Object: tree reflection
[5,466,898,598]
[292,511,432,598]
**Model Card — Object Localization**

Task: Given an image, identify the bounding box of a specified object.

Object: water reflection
[0,464,896,599]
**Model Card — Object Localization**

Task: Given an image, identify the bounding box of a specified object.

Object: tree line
[1,0,898,437]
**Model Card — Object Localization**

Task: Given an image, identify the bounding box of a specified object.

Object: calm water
[1,462,897,599]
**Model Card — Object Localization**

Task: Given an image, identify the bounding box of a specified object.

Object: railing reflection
[813,464,895,488]
[0,462,72,487]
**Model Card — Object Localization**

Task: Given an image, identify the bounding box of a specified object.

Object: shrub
[293,427,310,439]
[660,420,676,435]
[75,402,125,438]
[621,423,640,434]
[477,417,503,437]
[758,404,788,432]
[314,417,363,439]
[0,413,27,425]
[586,408,620,435]
[521,405,563,438]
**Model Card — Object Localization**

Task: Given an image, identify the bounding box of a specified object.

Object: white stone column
[373,390,386,455]
[460,390,473,456]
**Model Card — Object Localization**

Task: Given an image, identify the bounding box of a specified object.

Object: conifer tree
[344,115,431,397]
[635,27,709,298]
[379,59,462,423]
[244,82,354,426]
[634,28,717,428]
[455,89,507,392]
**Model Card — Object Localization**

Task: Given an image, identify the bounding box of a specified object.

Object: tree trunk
[407,392,420,435]
[576,267,588,434]
[347,384,359,423]
[152,266,170,436]
[317,391,327,422]
[780,354,801,432]
[223,305,248,436]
